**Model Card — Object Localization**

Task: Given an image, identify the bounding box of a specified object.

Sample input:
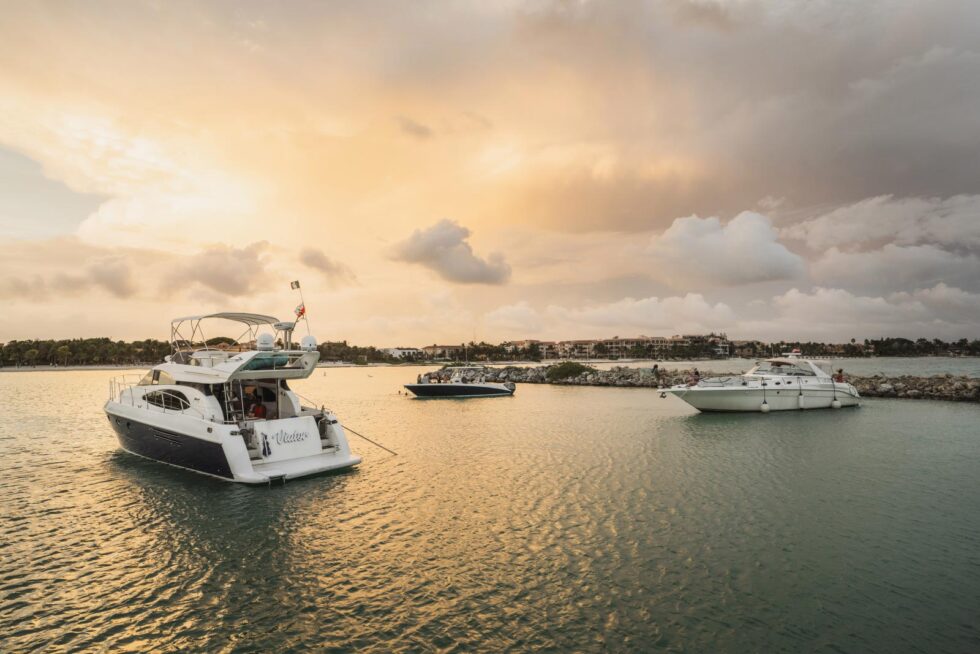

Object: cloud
[396,116,434,140]
[0,252,135,300]
[547,294,736,335]
[2,2,980,342]
[479,284,980,343]
[894,283,980,323]
[647,212,806,287]
[771,287,930,326]
[783,194,980,253]
[729,284,980,341]
[668,0,740,31]
[166,242,269,296]
[0,238,285,303]
[87,256,136,298]
[299,248,356,286]
[811,244,980,293]
[391,219,511,284]
[485,301,542,334]
[721,283,978,341]
[0,274,47,300]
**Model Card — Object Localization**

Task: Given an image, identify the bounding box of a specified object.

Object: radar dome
[256,333,276,351]
[300,335,318,352]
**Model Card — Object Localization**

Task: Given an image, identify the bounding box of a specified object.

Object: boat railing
[698,376,742,387]
[108,374,209,420]
[108,374,144,403]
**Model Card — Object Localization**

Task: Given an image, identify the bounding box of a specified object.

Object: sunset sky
[2,0,979,345]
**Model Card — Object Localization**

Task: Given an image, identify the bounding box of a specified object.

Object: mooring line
[344,426,398,456]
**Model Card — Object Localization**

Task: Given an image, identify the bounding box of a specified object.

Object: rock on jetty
[477,365,980,403]
[849,374,980,402]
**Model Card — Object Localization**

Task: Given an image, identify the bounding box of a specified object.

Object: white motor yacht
[104,312,361,483]
[665,355,860,413]
[404,366,515,398]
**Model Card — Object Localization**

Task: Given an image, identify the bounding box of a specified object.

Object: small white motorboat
[105,312,361,483]
[665,355,860,413]
[404,366,515,398]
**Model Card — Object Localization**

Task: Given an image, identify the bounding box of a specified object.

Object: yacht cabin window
[138,370,176,386]
[751,361,815,376]
[144,390,190,411]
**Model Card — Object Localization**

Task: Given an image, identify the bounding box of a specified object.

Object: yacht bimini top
[172,312,280,325]
[165,312,318,383]
[171,313,283,348]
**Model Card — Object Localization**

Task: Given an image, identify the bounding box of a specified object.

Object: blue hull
[107,413,234,480]
[404,384,513,398]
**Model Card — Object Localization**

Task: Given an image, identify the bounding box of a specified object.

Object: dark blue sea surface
[1,367,978,652]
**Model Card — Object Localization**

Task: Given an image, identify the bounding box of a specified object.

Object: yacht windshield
[750,361,815,376]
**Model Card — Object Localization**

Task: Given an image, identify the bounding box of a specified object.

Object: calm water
[2,367,979,652]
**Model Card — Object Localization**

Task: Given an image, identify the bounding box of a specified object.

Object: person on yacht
[245,388,263,417]
[834,368,846,383]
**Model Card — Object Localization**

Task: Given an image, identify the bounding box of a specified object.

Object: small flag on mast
[295,303,306,319]
[290,280,301,290]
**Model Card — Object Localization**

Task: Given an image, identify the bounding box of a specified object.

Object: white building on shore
[383,347,423,359]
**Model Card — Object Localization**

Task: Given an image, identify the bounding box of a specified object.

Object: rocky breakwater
[482,363,720,389]
[850,373,980,402]
[480,364,980,403]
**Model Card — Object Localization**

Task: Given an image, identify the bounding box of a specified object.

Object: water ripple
[1,370,979,652]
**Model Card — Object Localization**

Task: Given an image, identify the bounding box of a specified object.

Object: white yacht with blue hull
[105,312,361,484]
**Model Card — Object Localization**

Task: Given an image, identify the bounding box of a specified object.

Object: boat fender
[831,400,842,409]
[760,402,771,413]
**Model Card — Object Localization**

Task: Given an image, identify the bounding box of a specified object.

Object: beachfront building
[422,344,465,360]
[504,340,558,359]
[538,342,558,359]
[596,336,674,358]
[383,347,423,359]
[731,340,765,358]
[557,340,597,359]
[543,333,733,359]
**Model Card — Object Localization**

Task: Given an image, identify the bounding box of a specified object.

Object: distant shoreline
[2,354,977,374]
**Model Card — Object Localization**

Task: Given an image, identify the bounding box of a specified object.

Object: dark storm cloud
[499,0,980,231]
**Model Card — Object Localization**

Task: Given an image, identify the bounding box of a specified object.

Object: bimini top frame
[170,313,282,354]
